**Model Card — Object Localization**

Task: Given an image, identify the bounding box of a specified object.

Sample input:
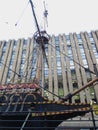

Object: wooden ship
[0,0,98,129]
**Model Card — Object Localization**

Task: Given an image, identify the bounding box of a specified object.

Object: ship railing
[0,109,98,129]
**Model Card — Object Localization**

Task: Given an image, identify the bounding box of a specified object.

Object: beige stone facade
[0,30,98,103]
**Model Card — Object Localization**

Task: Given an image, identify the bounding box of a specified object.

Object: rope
[15,1,29,26]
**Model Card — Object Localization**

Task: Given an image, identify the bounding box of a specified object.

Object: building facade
[0,30,98,103]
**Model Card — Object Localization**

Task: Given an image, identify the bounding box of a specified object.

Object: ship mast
[29,0,50,87]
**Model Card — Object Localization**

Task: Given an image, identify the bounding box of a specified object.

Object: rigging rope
[9,41,38,83]
[0,61,21,77]
[15,1,29,26]
[48,42,96,75]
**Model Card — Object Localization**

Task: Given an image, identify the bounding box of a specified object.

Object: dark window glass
[10,60,13,65]
[88,32,92,38]
[55,36,59,45]
[77,34,81,39]
[22,49,26,54]
[66,35,70,40]
[44,70,48,76]
[57,69,62,75]
[3,42,7,51]
[21,59,25,64]
[23,40,28,47]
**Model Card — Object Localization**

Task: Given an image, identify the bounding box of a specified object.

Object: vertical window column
[0,41,10,84]
[92,31,98,50]
[85,32,96,65]
[59,35,68,96]
[2,40,14,84]
[64,35,74,102]
[41,43,49,96]
[0,41,6,69]
[31,43,37,79]
[70,33,85,103]
[81,32,98,101]
[13,39,23,83]
[81,32,94,72]
[74,33,91,102]
[22,38,31,83]
[85,32,98,102]
[9,40,19,83]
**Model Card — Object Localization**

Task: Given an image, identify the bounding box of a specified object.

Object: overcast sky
[0,0,98,40]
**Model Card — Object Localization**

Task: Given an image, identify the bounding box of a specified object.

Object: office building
[0,30,98,103]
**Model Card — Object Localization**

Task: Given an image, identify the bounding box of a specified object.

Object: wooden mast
[29,0,49,94]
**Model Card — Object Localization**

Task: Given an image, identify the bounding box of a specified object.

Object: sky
[0,0,98,40]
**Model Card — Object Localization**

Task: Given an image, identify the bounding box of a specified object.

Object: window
[68,49,72,55]
[21,59,25,64]
[79,44,83,49]
[9,65,12,69]
[7,70,12,78]
[31,70,36,77]
[67,45,72,55]
[78,40,83,44]
[70,66,75,70]
[19,68,24,76]
[33,52,37,59]
[57,57,61,61]
[1,51,5,60]
[12,51,15,55]
[9,60,13,65]
[0,58,3,64]
[11,51,15,60]
[77,34,81,39]
[84,65,88,68]
[23,40,27,48]
[80,48,84,53]
[66,40,71,45]
[22,49,26,54]
[73,82,78,90]
[90,87,95,99]
[95,52,98,58]
[55,36,59,45]
[13,41,17,49]
[56,46,60,56]
[44,70,48,76]
[22,49,26,58]
[57,57,61,67]
[88,32,92,38]
[57,69,62,75]
[44,67,48,71]
[32,58,36,66]
[3,42,7,51]
[44,60,48,68]
[58,75,63,97]
[81,54,86,59]
[70,60,74,66]
[75,94,80,103]
[69,54,73,59]
[20,64,24,69]
[85,69,92,81]
[83,59,87,65]
[71,69,77,81]
[45,47,48,56]
[6,78,10,83]
[90,37,94,42]
[66,35,70,40]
